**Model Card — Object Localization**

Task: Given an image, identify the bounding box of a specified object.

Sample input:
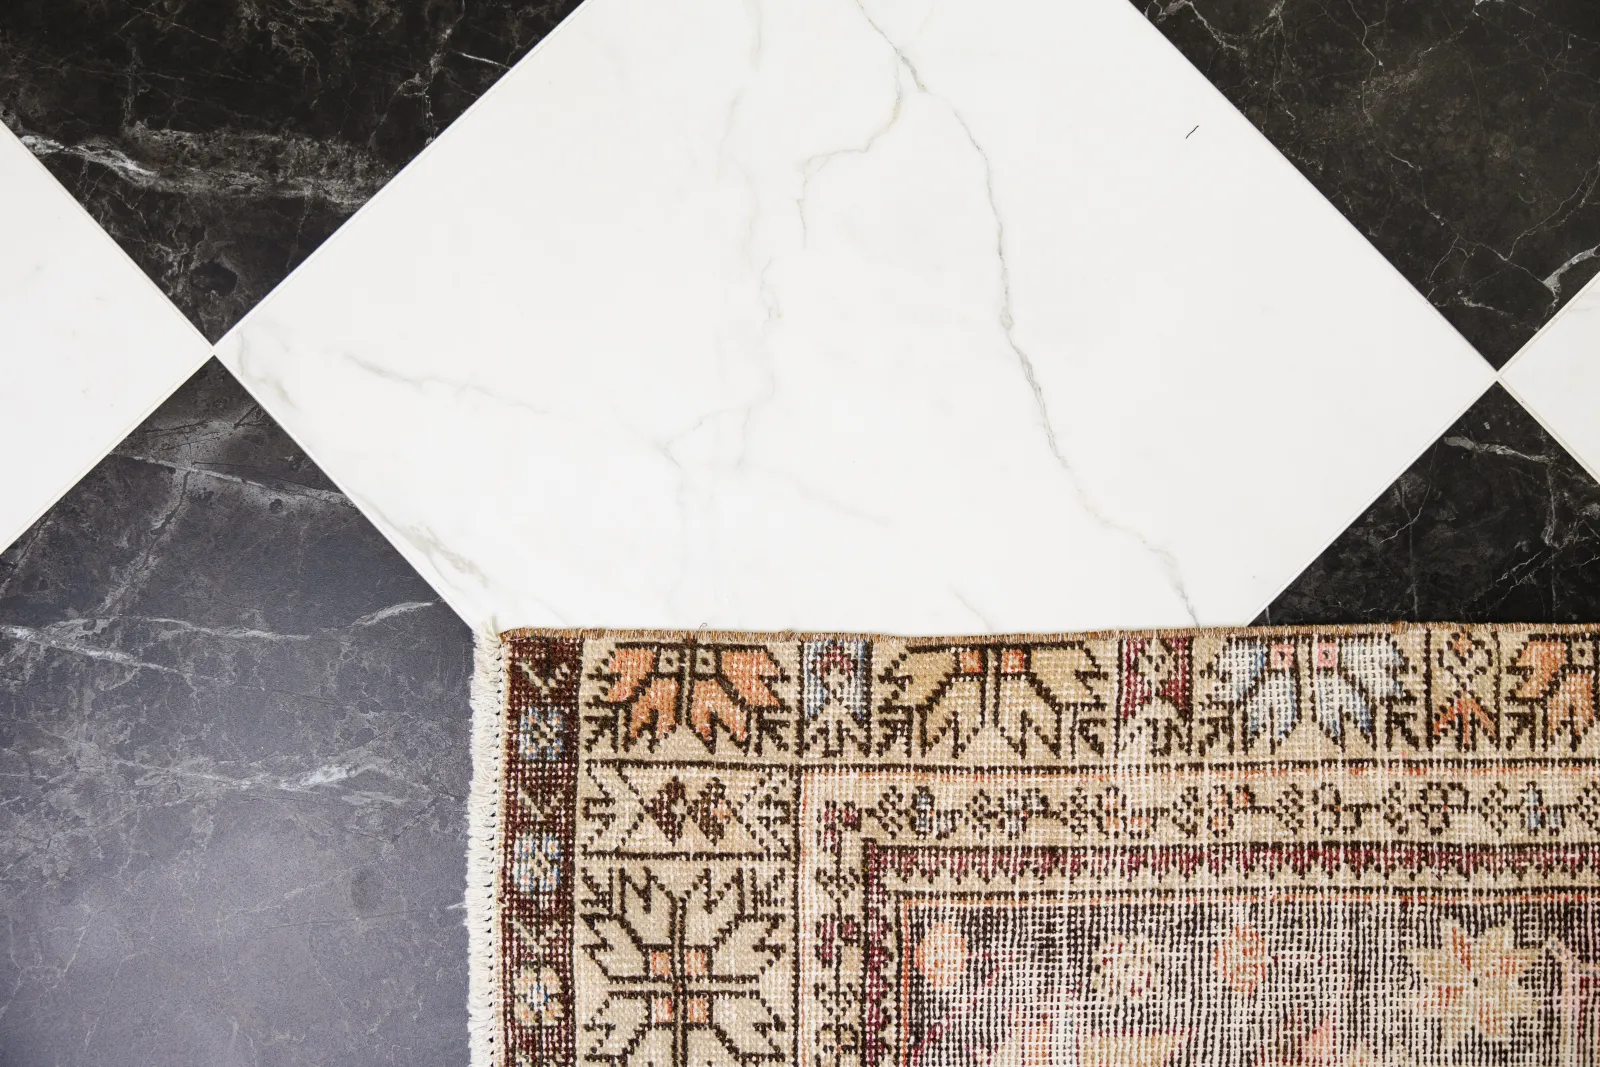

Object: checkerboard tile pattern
[9,0,1600,1061]
[7,0,1600,631]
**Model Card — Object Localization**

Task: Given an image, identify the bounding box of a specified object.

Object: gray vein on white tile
[853,0,1201,624]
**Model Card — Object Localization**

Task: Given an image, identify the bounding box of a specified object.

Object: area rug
[466,624,1600,1067]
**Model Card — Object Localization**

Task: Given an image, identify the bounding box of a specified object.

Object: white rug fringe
[466,628,507,1067]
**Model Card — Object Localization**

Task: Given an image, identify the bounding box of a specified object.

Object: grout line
[213,0,601,350]
[1499,267,1600,379]
[1498,374,1600,489]
[0,124,210,347]
[209,360,481,627]
[1241,373,1499,624]
[1121,0,1487,363]
[0,348,214,557]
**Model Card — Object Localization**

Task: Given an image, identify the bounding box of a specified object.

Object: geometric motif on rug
[479,625,1600,1067]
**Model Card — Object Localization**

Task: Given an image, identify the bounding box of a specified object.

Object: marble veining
[8,0,1600,1060]
[217,0,1492,635]
[1140,0,1600,367]
[0,0,581,338]
[1261,385,1600,624]
[0,125,211,559]
[0,361,474,1065]
[1502,271,1600,494]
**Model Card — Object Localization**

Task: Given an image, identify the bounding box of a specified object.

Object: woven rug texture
[467,624,1600,1067]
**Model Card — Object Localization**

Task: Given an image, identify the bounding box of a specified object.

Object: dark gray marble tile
[1260,384,1600,624]
[1140,0,1600,367]
[0,360,473,1066]
[0,0,580,340]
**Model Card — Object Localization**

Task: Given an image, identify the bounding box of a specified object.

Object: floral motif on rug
[469,624,1600,1067]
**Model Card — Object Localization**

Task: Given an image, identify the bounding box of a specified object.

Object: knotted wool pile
[467,625,1600,1067]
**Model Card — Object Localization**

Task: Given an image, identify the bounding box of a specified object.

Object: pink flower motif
[1213,924,1271,996]
[1406,923,1538,1046]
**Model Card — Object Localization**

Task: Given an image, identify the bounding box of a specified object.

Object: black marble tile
[0,360,473,1065]
[1140,0,1600,368]
[1260,384,1600,624]
[0,0,580,340]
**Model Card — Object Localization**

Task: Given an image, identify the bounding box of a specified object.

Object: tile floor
[0,364,473,1065]
[7,0,1600,1061]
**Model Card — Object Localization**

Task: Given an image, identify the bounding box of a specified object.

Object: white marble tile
[1503,274,1600,481]
[0,127,212,554]
[217,0,1492,634]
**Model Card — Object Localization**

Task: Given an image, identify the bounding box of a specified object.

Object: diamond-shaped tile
[0,126,211,556]
[219,0,1492,632]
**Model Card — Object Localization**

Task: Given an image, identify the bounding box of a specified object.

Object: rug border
[473,619,1600,1065]
[467,628,508,1067]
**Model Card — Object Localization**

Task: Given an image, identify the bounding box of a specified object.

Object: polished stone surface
[0,0,579,339]
[213,0,1492,634]
[4,1,1600,1062]
[1141,0,1600,367]
[1262,384,1600,624]
[0,361,473,1065]
[4,0,1593,361]
[0,124,210,557]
